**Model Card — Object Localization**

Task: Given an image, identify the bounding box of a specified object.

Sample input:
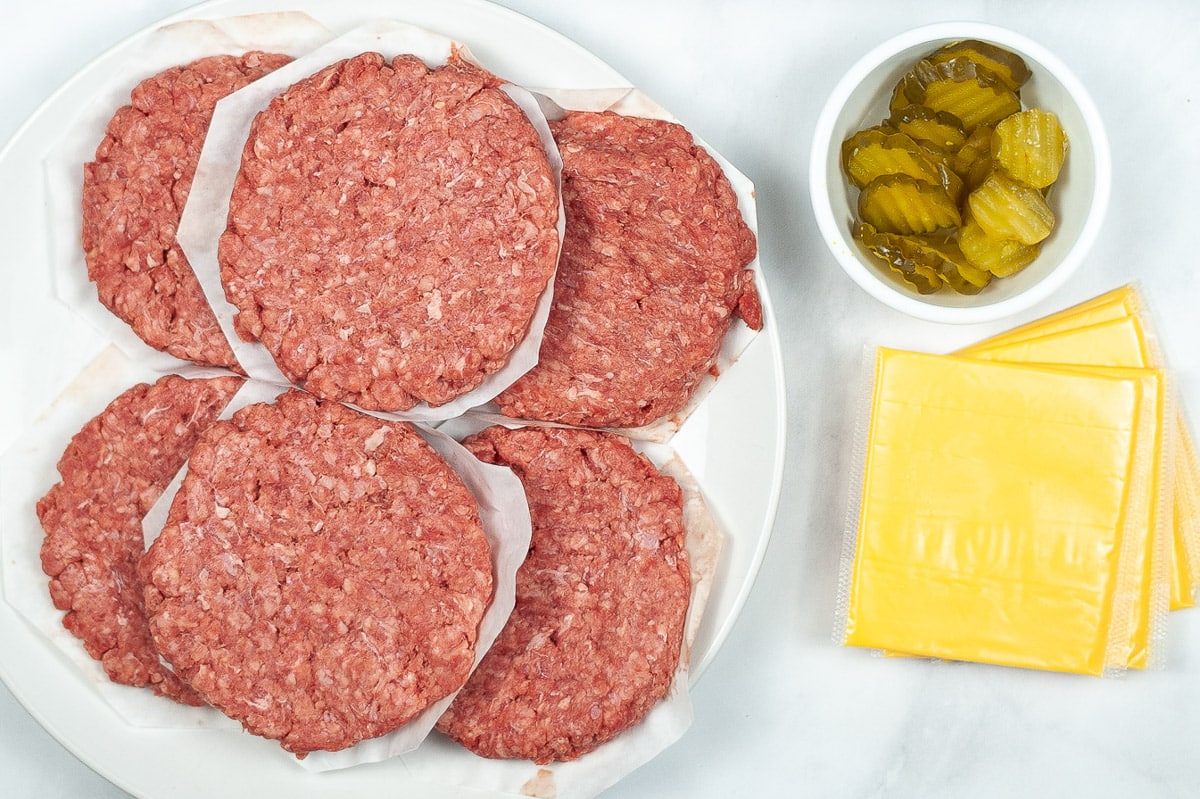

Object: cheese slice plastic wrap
[1176,430,1200,606]
[840,348,1157,676]
[961,299,1200,611]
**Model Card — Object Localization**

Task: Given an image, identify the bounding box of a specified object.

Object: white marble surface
[4,1,1200,797]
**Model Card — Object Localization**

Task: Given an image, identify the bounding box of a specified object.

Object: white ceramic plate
[0,0,786,796]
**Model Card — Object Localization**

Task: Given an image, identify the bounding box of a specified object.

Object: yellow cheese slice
[961,311,1200,611]
[876,362,1168,669]
[1048,365,1167,669]
[843,349,1153,675]
[961,317,1147,366]
[972,284,1141,349]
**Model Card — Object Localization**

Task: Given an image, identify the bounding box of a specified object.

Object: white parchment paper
[44,13,336,372]
[177,19,566,422]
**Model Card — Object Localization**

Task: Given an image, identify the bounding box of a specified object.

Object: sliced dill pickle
[888,72,924,117]
[919,236,993,294]
[992,109,1069,189]
[855,225,991,296]
[967,172,1055,244]
[910,58,1022,132]
[840,40,1059,293]
[858,174,961,236]
[841,128,964,200]
[959,212,1041,277]
[926,39,1033,93]
[951,124,996,190]
[854,121,900,140]
[853,223,943,294]
[889,104,968,150]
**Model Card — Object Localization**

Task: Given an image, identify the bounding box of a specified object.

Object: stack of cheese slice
[840,285,1200,675]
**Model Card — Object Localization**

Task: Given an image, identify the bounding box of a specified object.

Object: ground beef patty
[36,374,243,705]
[139,391,492,755]
[495,111,762,429]
[82,52,291,370]
[437,425,690,763]
[218,52,560,411]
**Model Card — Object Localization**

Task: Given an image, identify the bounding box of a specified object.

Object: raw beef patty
[437,424,689,763]
[37,373,243,705]
[219,52,560,411]
[139,390,492,755]
[83,52,291,369]
[495,111,761,428]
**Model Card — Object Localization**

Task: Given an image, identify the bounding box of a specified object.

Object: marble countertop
[4,1,1200,796]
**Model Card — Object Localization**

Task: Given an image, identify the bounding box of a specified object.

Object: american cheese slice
[972,284,1142,349]
[962,309,1200,611]
[1047,365,1167,669]
[843,349,1152,676]
[877,362,1168,669]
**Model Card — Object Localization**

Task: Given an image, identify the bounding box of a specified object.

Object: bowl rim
[809,21,1112,324]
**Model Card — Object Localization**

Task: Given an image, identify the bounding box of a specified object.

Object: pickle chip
[858,174,961,236]
[889,104,968,151]
[959,212,1041,277]
[911,57,1022,132]
[927,39,1033,93]
[952,124,997,191]
[854,223,943,294]
[842,128,964,200]
[855,224,992,296]
[921,236,993,294]
[992,109,1069,189]
[889,72,924,118]
[968,172,1055,245]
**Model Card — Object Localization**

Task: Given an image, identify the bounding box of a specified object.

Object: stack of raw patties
[839,285,1200,675]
